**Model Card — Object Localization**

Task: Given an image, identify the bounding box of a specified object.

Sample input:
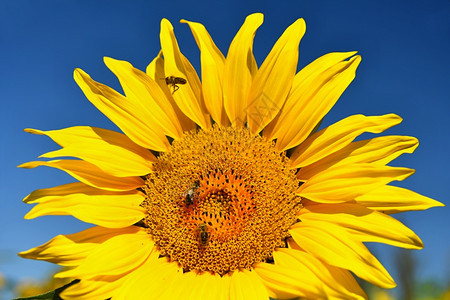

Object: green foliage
[415,279,446,300]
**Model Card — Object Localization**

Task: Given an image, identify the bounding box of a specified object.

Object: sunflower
[19,13,443,300]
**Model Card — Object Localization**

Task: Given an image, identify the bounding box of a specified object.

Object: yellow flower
[19,13,443,300]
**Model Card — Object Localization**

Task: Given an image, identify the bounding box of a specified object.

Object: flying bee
[164,76,187,94]
[198,223,209,246]
[182,180,200,207]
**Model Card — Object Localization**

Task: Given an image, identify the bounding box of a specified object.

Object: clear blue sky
[1,0,448,295]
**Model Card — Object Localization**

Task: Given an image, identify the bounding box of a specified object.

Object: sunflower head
[142,125,302,275]
[19,13,443,300]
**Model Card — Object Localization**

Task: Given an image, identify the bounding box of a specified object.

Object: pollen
[141,125,302,275]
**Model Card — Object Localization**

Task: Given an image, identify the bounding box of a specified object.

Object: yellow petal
[181,19,229,126]
[25,126,155,163]
[264,52,361,150]
[56,230,154,279]
[247,18,306,134]
[18,160,143,191]
[19,226,141,266]
[103,57,184,139]
[297,135,418,181]
[223,13,263,128]
[229,269,269,300]
[253,261,326,299]
[210,273,232,300]
[298,163,414,203]
[275,248,367,300]
[40,144,152,177]
[300,203,423,249]
[74,68,170,151]
[146,51,196,132]
[24,187,146,228]
[192,272,230,300]
[167,272,230,300]
[23,182,122,204]
[28,125,155,177]
[160,270,198,300]
[270,250,328,299]
[322,265,368,300]
[114,255,183,300]
[290,114,403,168]
[290,220,396,288]
[355,185,444,214]
[61,276,126,300]
[160,19,210,129]
[287,242,368,300]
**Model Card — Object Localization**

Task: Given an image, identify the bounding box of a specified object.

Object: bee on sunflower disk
[182,180,200,207]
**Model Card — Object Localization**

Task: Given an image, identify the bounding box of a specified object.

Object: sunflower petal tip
[388,282,397,289]
[390,113,403,120]
[53,272,67,279]
[17,250,28,258]
[103,57,126,73]
[19,161,45,169]
[22,194,33,203]
[24,128,43,135]
[416,241,425,249]
[17,162,30,169]
[291,18,307,34]
[73,68,85,79]
[296,17,306,27]
[402,168,416,179]
[433,200,445,207]
[103,56,114,64]
[23,212,35,220]
[247,12,264,23]
[161,18,173,30]
[249,12,264,18]
[379,113,403,126]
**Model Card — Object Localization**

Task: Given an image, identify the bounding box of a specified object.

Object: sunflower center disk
[142,126,302,275]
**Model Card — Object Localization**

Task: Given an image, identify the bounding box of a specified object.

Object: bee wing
[176,77,187,84]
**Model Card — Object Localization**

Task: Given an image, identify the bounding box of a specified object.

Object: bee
[198,223,209,246]
[182,180,200,207]
[165,76,187,94]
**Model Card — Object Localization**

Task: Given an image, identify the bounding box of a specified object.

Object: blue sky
[1,0,448,295]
